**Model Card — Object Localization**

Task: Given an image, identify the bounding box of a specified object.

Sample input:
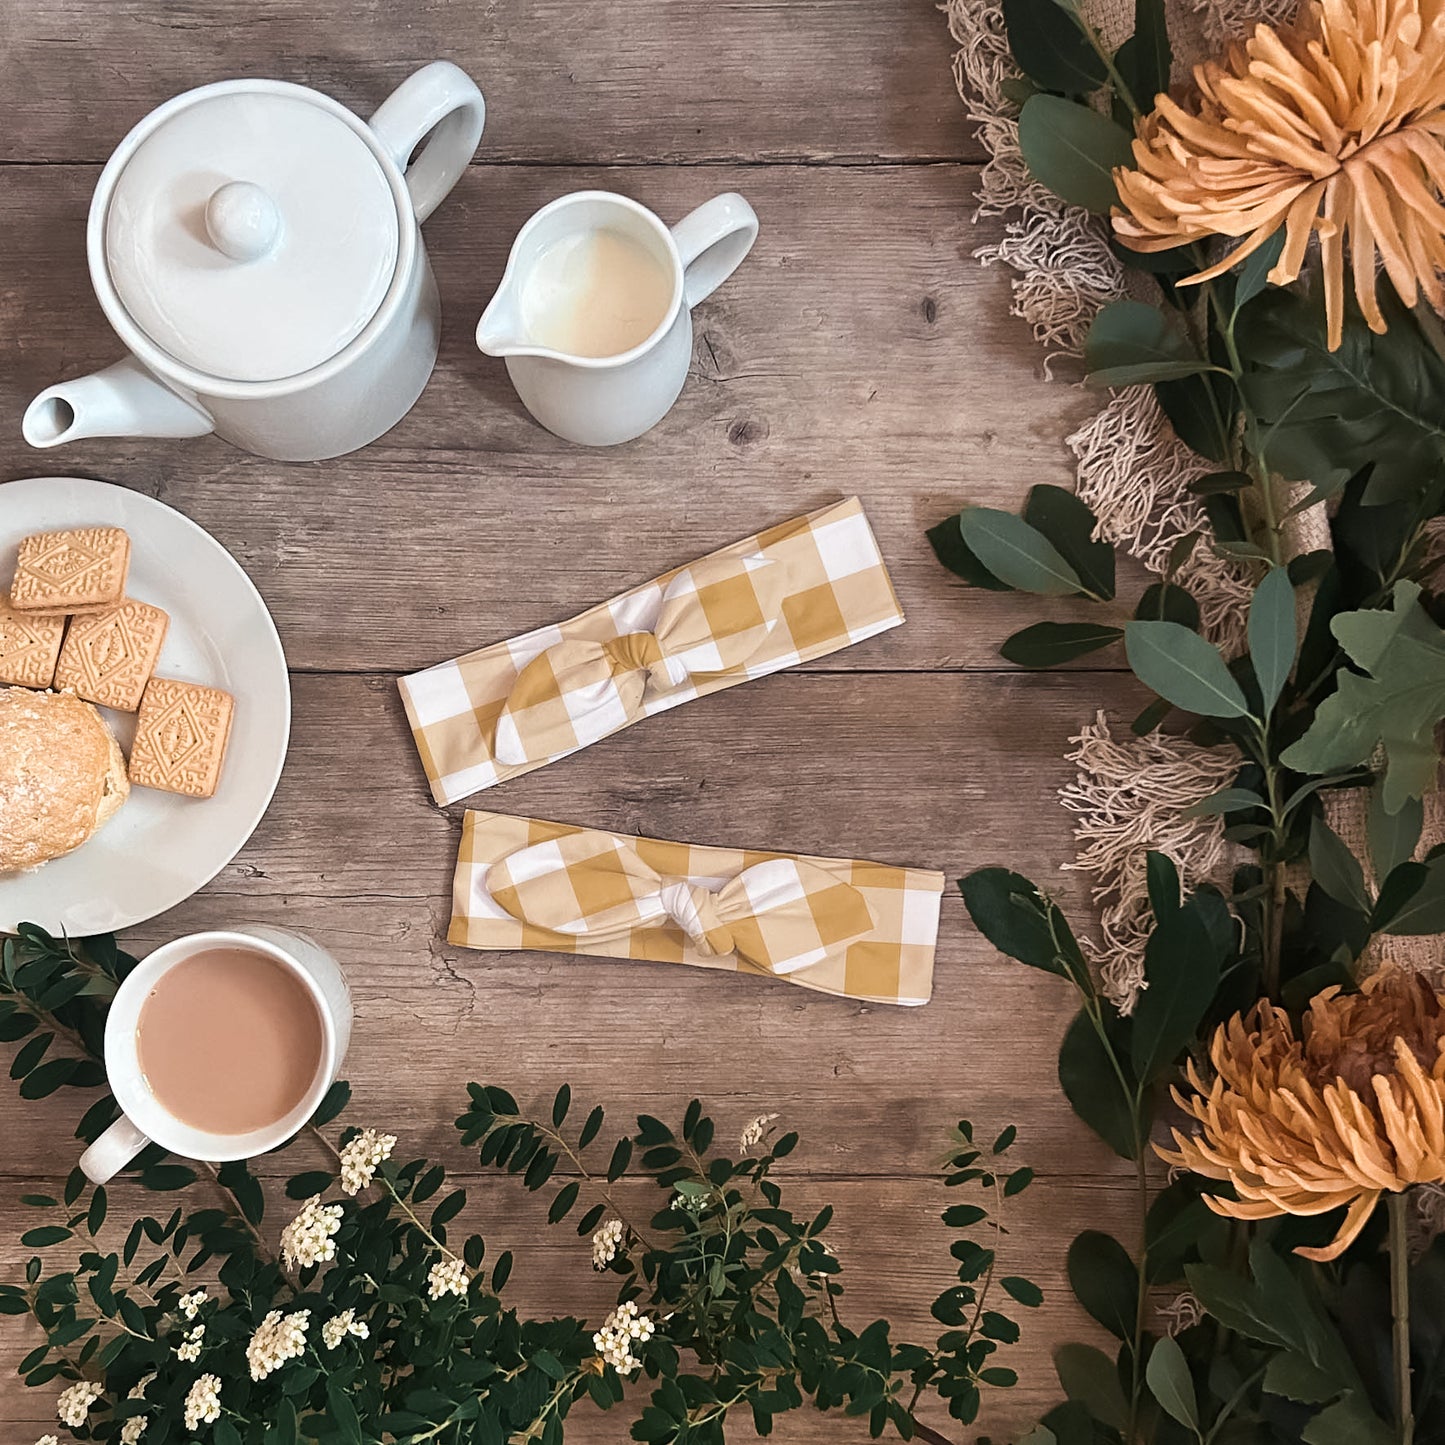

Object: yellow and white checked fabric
[399,498,904,805]
[450,811,945,1005]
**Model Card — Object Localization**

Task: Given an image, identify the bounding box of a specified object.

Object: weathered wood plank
[0,0,975,165]
[0,163,1109,675]
[0,668,1150,1179]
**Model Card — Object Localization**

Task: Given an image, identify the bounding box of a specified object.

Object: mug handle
[670,194,760,309]
[80,1115,150,1186]
[369,61,486,224]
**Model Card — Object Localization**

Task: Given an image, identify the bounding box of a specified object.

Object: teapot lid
[100,84,400,384]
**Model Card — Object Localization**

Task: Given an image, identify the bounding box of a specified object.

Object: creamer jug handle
[370,61,486,224]
[670,194,759,309]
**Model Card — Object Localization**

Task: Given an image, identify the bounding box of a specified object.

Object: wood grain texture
[0,0,977,165]
[0,161,1112,675]
[0,4,1149,1440]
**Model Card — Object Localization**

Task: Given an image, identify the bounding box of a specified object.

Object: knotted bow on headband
[492,553,785,767]
[449,811,944,1005]
[485,833,875,975]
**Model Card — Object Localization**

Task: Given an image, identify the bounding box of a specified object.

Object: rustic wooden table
[0,2,1143,1436]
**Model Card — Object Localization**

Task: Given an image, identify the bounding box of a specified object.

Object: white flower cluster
[35,1436,60,1445]
[183,1373,222,1431]
[739,1112,779,1151]
[592,1218,625,1270]
[246,1309,311,1381]
[280,1196,343,1269]
[178,1289,207,1320]
[175,1324,205,1362]
[592,1300,656,1376]
[427,1255,469,1301]
[120,1374,154,1444]
[321,1308,371,1349]
[339,1128,396,1196]
[56,1381,102,1427]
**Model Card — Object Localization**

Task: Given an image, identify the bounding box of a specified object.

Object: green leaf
[1237,281,1445,506]
[1000,621,1123,668]
[1113,0,1171,110]
[1130,905,1220,1083]
[1371,862,1427,933]
[547,1181,580,1224]
[1263,1351,1341,1405]
[1299,1394,1396,1445]
[1145,851,1180,921]
[1054,1342,1130,1431]
[1058,1009,1141,1160]
[1023,484,1116,600]
[1188,470,1252,496]
[551,1083,570,1128]
[1184,787,1266,818]
[1369,785,1422,881]
[285,1170,336,1199]
[1145,1335,1199,1430]
[1068,1230,1139,1342]
[1002,0,1107,93]
[1135,582,1199,629]
[959,508,1084,596]
[1085,300,1213,388]
[927,515,1011,591]
[1308,815,1370,914]
[1017,94,1135,213]
[1380,855,1445,935]
[310,1079,351,1127]
[18,1057,78,1099]
[959,869,1087,979]
[1233,230,1287,311]
[1248,566,1296,714]
[1000,1275,1043,1307]
[1282,581,1445,812]
[20,1226,71,1247]
[1125,620,1251,718]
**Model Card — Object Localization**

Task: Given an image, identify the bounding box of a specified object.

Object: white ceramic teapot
[23,61,485,462]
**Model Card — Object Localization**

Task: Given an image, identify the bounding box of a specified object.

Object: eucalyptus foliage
[0,927,1036,1445]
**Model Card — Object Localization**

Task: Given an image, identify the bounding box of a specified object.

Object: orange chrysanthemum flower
[1111,0,1445,349]
[1159,969,1445,1261]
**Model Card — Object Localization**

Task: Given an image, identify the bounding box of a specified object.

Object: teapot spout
[476,289,526,356]
[23,357,213,448]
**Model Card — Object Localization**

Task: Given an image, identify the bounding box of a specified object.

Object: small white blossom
[592,1218,625,1270]
[321,1308,370,1349]
[175,1324,205,1362]
[592,1300,656,1376]
[246,1309,312,1381]
[427,1255,469,1301]
[179,1289,207,1320]
[739,1112,779,1151]
[35,1436,60,1445]
[183,1373,222,1431]
[121,1417,149,1445]
[280,1196,343,1269]
[56,1381,102,1427]
[339,1128,397,1196]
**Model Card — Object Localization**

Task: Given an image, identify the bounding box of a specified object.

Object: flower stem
[1388,1192,1415,1445]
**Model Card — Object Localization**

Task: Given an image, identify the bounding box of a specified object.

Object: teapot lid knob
[204,181,281,263]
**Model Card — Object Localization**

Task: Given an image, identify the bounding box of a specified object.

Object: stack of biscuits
[1,526,234,873]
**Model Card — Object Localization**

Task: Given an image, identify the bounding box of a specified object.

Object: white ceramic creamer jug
[23,62,485,462]
[477,190,758,446]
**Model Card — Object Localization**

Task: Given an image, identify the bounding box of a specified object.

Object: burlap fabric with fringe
[942,0,1444,1005]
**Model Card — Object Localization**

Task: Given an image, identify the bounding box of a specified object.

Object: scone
[0,687,129,872]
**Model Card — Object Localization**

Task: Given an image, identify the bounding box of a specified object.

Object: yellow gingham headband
[450,811,944,1005]
[399,498,904,805]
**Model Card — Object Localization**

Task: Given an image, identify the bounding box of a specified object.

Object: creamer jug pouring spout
[22,60,485,462]
[477,189,758,446]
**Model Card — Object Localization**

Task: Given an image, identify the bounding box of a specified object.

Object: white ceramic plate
[0,477,290,934]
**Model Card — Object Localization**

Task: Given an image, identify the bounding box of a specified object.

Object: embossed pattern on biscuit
[0,597,66,688]
[129,678,235,798]
[54,600,170,712]
[11,527,130,612]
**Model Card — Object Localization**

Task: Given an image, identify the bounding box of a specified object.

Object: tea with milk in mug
[136,947,324,1134]
[520,227,674,358]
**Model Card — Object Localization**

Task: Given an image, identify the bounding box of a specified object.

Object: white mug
[80,927,352,1185]
[476,190,759,446]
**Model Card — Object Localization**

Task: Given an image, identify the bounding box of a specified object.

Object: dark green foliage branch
[0,927,1037,1445]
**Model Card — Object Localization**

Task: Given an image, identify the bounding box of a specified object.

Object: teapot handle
[370,61,485,224]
